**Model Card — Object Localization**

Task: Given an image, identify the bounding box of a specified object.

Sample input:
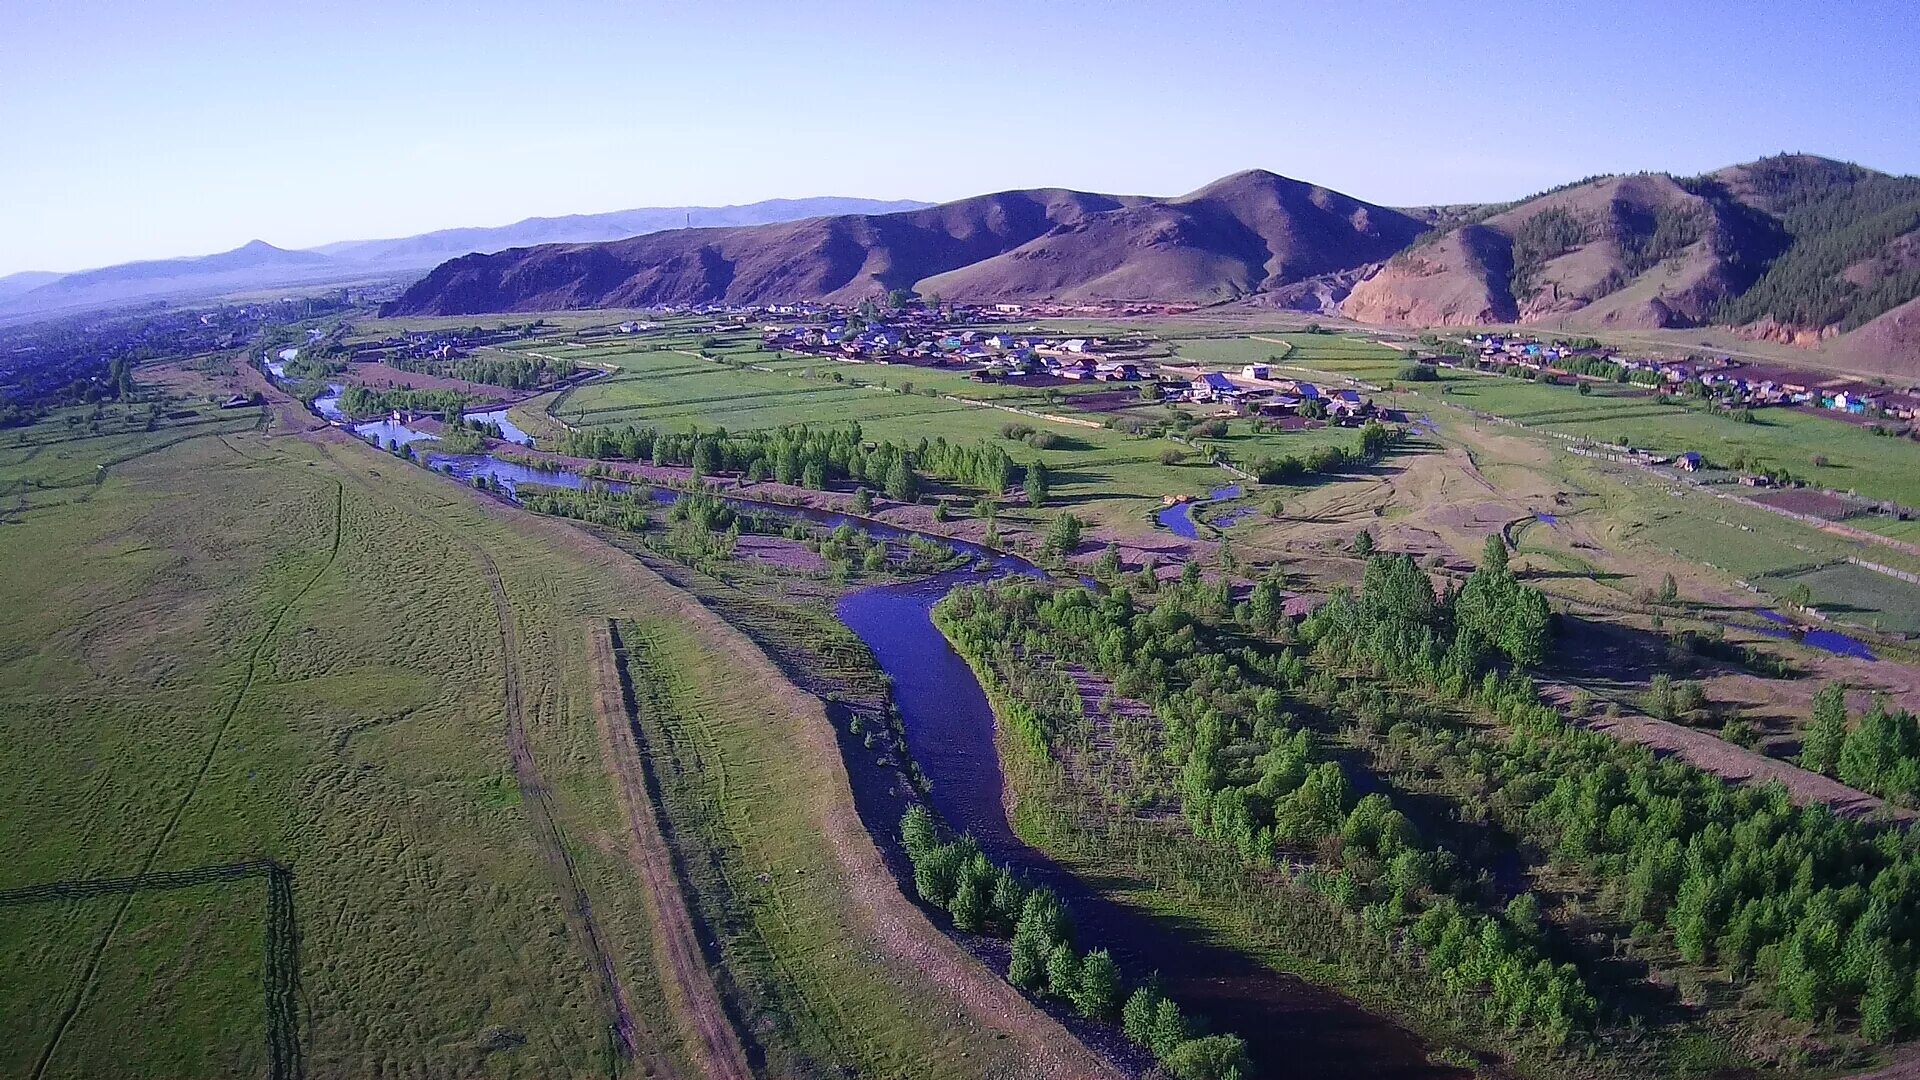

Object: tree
[1482,534,1509,574]
[1071,949,1122,1020]
[1008,929,1047,990]
[1027,460,1051,507]
[1149,997,1191,1059]
[1122,985,1163,1046]
[1352,529,1375,556]
[1094,542,1122,581]
[851,487,874,514]
[1165,1035,1251,1080]
[1046,514,1084,557]
[1659,572,1679,603]
[884,458,919,502]
[1045,943,1082,998]
[950,874,988,932]
[1800,682,1848,774]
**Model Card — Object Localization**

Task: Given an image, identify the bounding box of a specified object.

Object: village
[1444,332,1920,425]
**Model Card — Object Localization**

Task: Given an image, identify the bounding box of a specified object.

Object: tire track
[588,620,752,1080]
[311,433,660,1075]
[473,543,642,1067]
[31,479,342,1080]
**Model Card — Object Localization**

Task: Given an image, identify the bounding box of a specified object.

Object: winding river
[325,423,1457,1077]
[837,574,1456,1080]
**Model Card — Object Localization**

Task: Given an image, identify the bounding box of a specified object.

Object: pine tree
[1122,985,1162,1046]
[1026,459,1050,507]
[1072,949,1122,1020]
[1801,682,1848,775]
[884,458,919,502]
[1045,943,1081,998]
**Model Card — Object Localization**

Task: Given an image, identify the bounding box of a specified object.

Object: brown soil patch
[1749,489,1862,520]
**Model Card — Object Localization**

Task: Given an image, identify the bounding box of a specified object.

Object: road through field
[587,620,751,1080]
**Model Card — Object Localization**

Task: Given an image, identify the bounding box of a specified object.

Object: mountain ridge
[0,196,933,320]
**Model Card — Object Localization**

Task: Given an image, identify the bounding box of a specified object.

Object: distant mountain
[314,197,933,271]
[0,197,932,321]
[0,241,344,319]
[0,270,65,304]
[384,173,1423,314]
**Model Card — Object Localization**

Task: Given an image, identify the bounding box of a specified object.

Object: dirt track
[587,620,753,1080]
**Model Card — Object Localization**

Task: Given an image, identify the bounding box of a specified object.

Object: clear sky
[2,0,1915,275]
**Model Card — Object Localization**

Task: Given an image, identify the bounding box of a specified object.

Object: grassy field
[0,402,1064,1079]
[1753,562,1920,635]
[1388,367,1920,508]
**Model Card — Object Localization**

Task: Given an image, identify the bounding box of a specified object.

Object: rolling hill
[384,172,1425,314]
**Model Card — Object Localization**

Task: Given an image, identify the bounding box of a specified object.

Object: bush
[1398,363,1439,382]
[1160,447,1188,466]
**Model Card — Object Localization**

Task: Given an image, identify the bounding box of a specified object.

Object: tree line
[900,805,1250,1080]
[556,422,1023,504]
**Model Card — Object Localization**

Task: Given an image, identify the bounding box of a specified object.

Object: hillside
[918,171,1424,302]
[385,173,1422,314]
[1341,155,1920,343]
[385,189,1142,313]
[0,241,345,320]
[1839,294,1920,374]
[1342,173,1785,329]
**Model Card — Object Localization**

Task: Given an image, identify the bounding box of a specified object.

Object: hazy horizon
[5,0,1916,276]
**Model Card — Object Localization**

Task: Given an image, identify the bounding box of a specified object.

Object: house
[1060,338,1092,354]
[1095,362,1140,381]
[1192,372,1239,401]
[1676,452,1704,472]
[1242,363,1271,381]
[985,334,1018,350]
[219,393,254,409]
[1294,382,1322,401]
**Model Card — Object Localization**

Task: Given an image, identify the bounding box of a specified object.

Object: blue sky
[2,0,1914,275]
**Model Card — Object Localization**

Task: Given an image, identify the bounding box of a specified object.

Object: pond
[1155,483,1243,540]
[1754,609,1877,661]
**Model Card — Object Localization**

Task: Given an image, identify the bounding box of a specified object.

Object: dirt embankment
[586,620,753,1080]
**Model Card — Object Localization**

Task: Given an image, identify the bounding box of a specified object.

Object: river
[339,436,1457,1077]
[836,573,1457,1080]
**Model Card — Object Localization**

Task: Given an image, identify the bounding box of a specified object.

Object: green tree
[1046,513,1085,557]
[1071,949,1122,1020]
[1027,459,1051,507]
[884,458,919,502]
[1122,985,1163,1046]
[1801,682,1849,774]
[1482,533,1509,573]
[1165,1035,1251,1080]
[1352,529,1375,556]
[1045,943,1082,998]
[1149,997,1191,1059]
